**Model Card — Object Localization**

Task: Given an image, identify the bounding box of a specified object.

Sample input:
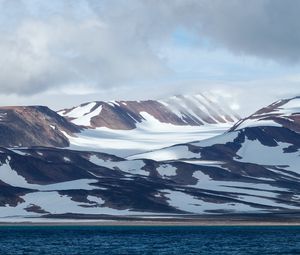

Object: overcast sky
[0,0,299,116]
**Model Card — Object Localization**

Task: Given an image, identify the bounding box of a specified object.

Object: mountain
[1,97,300,221]
[58,94,240,156]
[0,94,239,157]
[131,96,300,163]
[58,94,240,129]
[0,106,80,148]
[127,97,300,213]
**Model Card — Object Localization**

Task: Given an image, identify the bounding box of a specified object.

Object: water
[0,225,299,254]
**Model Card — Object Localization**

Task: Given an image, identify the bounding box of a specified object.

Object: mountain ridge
[58,93,240,129]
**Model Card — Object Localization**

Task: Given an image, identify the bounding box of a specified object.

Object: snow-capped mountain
[126,96,300,214]
[58,94,240,129]
[0,96,300,221]
[58,94,240,157]
[0,94,239,156]
[130,96,300,163]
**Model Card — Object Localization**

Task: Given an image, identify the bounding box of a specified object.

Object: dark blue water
[0,225,299,254]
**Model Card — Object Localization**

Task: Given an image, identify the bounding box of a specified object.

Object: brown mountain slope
[0,106,80,147]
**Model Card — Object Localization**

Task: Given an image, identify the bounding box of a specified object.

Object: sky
[0,0,299,116]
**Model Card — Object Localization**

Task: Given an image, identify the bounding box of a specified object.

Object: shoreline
[2,212,300,226]
[1,220,300,227]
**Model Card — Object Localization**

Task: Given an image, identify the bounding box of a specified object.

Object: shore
[1,212,300,226]
[2,220,300,226]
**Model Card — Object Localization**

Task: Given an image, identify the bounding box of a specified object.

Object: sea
[0,225,299,255]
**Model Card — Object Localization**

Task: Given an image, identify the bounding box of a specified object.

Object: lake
[0,225,299,254]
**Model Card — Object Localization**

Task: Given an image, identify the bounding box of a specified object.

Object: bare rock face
[0,106,80,147]
[58,94,240,129]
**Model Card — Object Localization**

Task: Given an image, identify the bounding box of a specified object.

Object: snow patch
[72,105,103,126]
[162,190,259,214]
[0,162,102,191]
[61,102,97,118]
[236,139,300,173]
[156,164,177,177]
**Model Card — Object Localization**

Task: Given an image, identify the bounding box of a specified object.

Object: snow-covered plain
[128,130,238,161]
[64,114,232,157]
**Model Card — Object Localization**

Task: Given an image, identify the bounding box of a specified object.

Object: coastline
[1,220,300,227]
[2,212,300,226]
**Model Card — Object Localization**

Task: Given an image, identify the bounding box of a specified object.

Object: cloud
[88,0,300,62]
[0,0,169,95]
[0,0,299,111]
[189,0,300,63]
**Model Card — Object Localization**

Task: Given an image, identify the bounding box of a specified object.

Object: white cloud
[0,4,169,95]
[0,0,299,115]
